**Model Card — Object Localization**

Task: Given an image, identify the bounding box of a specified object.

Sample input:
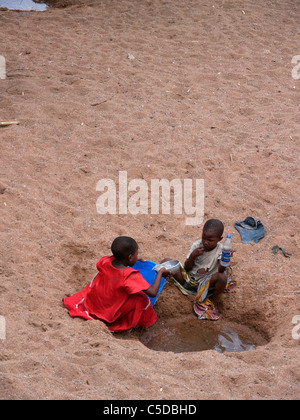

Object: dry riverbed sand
[0,0,299,400]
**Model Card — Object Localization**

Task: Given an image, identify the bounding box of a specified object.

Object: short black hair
[203,219,224,238]
[111,236,138,260]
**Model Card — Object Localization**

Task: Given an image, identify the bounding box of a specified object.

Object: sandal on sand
[224,281,237,293]
[206,307,220,321]
[193,301,220,321]
[193,302,207,319]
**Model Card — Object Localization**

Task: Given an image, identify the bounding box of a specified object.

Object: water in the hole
[0,0,48,11]
[138,318,262,353]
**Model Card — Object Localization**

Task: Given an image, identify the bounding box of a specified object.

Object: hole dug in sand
[115,289,269,354]
[138,317,267,354]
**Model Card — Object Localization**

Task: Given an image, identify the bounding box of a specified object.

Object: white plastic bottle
[220,234,232,267]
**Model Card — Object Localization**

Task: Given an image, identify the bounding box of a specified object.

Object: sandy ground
[0,0,299,400]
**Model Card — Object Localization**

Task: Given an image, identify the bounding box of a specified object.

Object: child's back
[85,255,153,325]
[64,236,172,332]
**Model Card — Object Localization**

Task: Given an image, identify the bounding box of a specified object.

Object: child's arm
[184,247,204,271]
[144,268,173,297]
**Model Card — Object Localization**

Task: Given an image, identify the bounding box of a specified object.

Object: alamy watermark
[292,315,300,340]
[96,171,204,226]
[1,54,299,81]
[0,316,6,340]
[0,55,6,80]
[292,55,300,80]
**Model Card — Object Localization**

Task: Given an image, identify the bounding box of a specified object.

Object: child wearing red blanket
[63,236,172,332]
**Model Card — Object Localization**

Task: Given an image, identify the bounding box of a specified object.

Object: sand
[0,0,299,400]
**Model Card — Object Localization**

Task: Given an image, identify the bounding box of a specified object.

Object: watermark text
[292,55,300,80]
[292,315,300,340]
[96,171,204,226]
[0,316,6,340]
[0,55,6,80]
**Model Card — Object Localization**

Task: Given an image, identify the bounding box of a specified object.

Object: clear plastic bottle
[220,234,232,267]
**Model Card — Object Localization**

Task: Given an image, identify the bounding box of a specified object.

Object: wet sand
[0,0,299,400]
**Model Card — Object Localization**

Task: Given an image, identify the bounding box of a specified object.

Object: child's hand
[191,247,205,258]
[159,268,174,278]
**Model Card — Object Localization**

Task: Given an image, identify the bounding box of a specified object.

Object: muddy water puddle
[0,0,48,11]
[138,318,266,354]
